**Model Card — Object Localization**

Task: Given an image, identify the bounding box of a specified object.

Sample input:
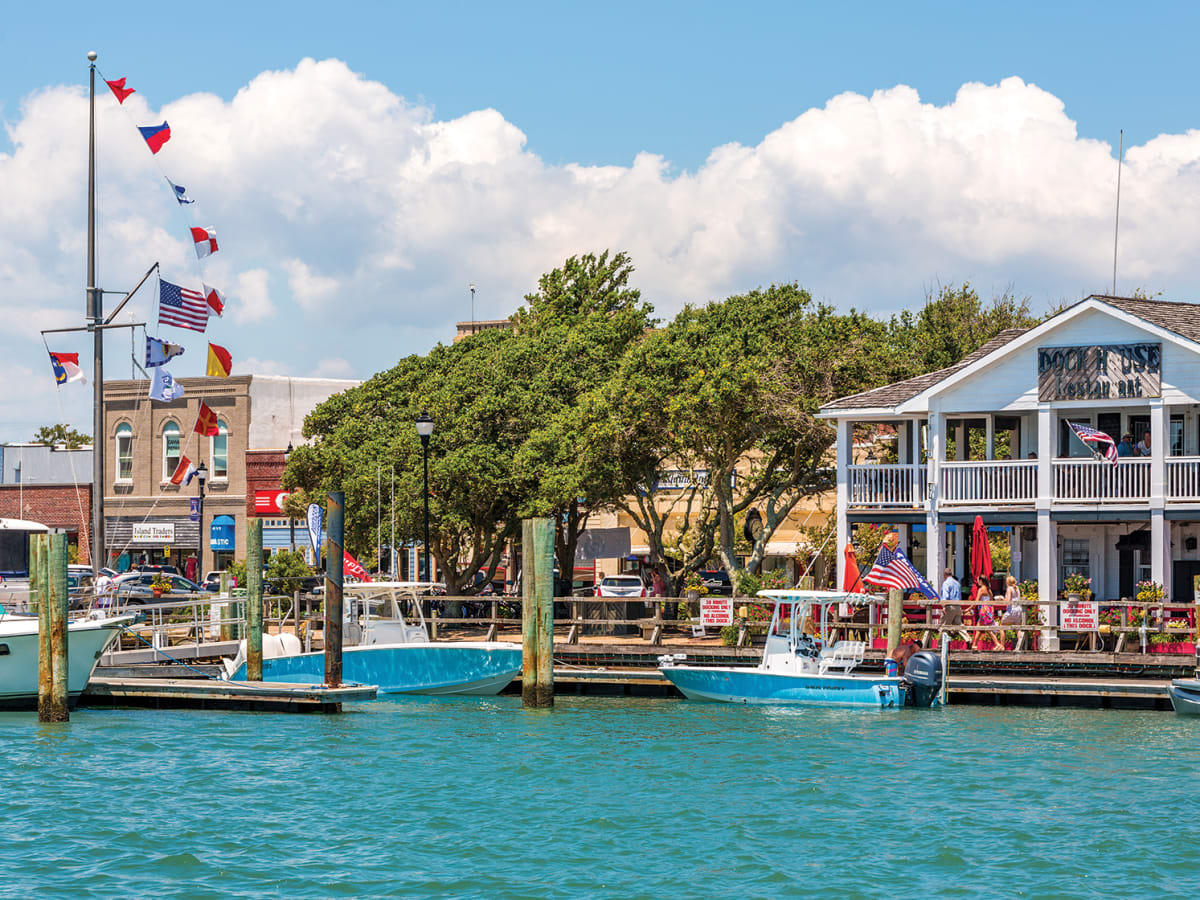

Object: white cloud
[6,62,1200,434]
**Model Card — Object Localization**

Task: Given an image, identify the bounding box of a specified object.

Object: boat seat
[818,640,866,675]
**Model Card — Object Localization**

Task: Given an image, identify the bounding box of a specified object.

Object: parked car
[134,564,180,576]
[115,573,206,604]
[67,572,94,609]
[699,569,733,596]
[595,575,646,598]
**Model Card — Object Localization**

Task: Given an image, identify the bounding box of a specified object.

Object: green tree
[33,424,90,448]
[265,549,313,596]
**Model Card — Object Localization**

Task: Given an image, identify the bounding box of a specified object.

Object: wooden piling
[521,520,537,706]
[32,535,51,718]
[246,518,264,682]
[532,517,555,707]
[324,492,344,688]
[887,588,903,655]
[219,571,232,641]
[47,533,70,721]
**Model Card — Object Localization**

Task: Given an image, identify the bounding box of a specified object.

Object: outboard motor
[901,650,943,707]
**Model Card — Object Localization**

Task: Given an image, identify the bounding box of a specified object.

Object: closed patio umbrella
[842,543,865,593]
[971,515,994,582]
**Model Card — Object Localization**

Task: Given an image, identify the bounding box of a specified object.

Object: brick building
[0,483,92,563]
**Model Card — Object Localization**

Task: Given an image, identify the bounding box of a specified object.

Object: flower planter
[1148,641,1196,655]
[871,638,889,650]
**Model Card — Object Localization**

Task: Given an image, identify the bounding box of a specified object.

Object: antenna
[469,283,476,334]
[1112,129,1124,297]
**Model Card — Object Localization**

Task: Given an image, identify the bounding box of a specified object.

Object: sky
[4,0,1200,435]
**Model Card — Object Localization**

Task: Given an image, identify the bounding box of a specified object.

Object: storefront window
[212,419,228,479]
[116,423,133,481]
[162,422,181,481]
[1060,538,1089,589]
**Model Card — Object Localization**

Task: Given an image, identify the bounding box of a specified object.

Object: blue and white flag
[306,503,323,566]
[145,336,185,368]
[149,366,185,402]
[165,177,194,204]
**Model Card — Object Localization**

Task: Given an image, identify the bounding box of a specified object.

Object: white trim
[161,421,181,483]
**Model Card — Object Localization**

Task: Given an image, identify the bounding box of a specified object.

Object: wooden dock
[81,676,376,713]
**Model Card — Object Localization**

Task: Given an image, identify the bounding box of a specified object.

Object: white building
[819,295,1200,633]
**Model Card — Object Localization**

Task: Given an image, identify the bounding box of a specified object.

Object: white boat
[0,611,133,709]
[659,589,944,708]
[1168,679,1200,714]
[225,582,522,696]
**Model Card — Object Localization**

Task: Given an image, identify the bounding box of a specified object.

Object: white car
[595,575,646,598]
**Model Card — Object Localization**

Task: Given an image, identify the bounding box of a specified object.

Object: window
[1171,415,1185,457]
[211,419,228,479]
[116,424,133,481]
[1060,538,1089,589]
[162,422,181,482]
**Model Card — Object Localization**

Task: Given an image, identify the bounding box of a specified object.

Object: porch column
[985,414,995,460]
[835,417,851,590]
[1037,405,1059,650]
[911,419,922,508]
[926,411,944,587]
[1150,401,1169,597]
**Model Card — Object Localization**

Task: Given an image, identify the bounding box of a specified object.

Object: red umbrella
[842,543,865,593]
[971,515,993,582]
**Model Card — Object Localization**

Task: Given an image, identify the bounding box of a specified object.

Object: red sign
[254,489,291,516]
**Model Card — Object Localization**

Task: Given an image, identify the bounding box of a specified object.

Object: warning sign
[1061,600,1098,630]
[701,596,734,627]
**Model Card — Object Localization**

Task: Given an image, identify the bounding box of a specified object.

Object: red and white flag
[343,550,373,582]
[190,226,218,259]
[202,283,225,316]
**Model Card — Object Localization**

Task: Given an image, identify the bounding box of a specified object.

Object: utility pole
[87,51,103,579]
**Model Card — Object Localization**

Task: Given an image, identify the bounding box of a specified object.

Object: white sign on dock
[1061,600,1099,630]
[701,596,733,627]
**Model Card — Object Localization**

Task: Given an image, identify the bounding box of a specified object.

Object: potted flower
[1063,573,1092,601]
[1019,580,1039,602]
[1149,618,1196,655]
[680,573,708,620]
[151,573,172,598]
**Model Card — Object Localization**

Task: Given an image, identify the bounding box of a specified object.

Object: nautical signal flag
[202,283,225,316]
[170,455,198,486]
[165,177,194,205]
[194,401,219,436]
[206,343,232,378]
[190,226,218,259]
[48,352,85,385]
[158,279,209,333]
[105,77,135,104]
[149,366,185,402]
[138,122,171,154]
[145,336,185,368]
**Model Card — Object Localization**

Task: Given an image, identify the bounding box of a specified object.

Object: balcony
[941,459,1037,505]
[1052,458,1149,503]
[847,464,926,508]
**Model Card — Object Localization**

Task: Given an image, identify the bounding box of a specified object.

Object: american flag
[864,543,938,599]
[1068,421,1118,465]
[159,279,209,333]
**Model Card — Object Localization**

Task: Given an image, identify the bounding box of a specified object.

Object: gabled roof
[819,328,1028,413]
[1090,295,1200,344]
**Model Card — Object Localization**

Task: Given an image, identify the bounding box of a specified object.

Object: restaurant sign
[1037,342,1161,402]
[131,523,175,543]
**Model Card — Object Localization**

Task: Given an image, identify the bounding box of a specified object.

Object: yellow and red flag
[206,343,232,378]
[194,401,219,436]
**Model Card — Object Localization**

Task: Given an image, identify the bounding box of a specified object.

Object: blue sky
[5,1,1200,435]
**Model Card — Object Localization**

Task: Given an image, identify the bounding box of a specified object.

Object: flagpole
[87,50,105,580]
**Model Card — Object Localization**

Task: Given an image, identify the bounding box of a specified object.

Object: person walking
[972,576,1004,651]
[939,569,968,645]
[999,574,1024,647]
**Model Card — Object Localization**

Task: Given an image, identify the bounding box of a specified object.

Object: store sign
[131,523,174,543]
[1037,342,1161,401]
[254,489,291,516]
[701,596,733,627]
[1061,600,1099,630]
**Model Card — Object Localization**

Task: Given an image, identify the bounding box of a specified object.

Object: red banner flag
[343,550,373,582]
[105,77,136,104]
[194,401,219,436]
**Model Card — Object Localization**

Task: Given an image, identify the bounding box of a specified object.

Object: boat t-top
[659,589,943,708]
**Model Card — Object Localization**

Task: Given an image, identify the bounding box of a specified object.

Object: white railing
[1053,458,1149,502]
[847,465,926,507]
[940,459,1038,505]
[1167,457,1200,501]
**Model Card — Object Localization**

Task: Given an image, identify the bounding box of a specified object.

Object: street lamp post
[285,442,295,553]
[415,411,434,583]
[196,461,208,579]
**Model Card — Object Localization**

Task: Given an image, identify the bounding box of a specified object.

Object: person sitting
[972,575,1004,651]
[1116,433,1136,457]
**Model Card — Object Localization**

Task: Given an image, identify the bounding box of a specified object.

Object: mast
[87,51,104,578]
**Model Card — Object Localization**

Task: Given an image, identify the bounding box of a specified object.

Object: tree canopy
[33,424,90,448]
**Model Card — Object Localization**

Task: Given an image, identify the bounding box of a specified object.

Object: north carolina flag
[138,122,171,154]
[202,283,225,316]
[190,226,218,259]
[206,343,232,378]
[194,401,219,436]
[105,77,135,104]
[170,454,197,486]
[48,352,85,385]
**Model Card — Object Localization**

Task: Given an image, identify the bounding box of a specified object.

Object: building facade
[102,374,358,576]
[0,444,93,562]
[820,295,1200,638]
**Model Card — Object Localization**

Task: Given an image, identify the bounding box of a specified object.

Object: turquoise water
[3,698,1199,899]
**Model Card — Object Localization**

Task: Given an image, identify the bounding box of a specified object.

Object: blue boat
[227,583,521,696]
[659,589,943,708]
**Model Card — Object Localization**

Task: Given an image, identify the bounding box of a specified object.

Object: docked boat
[0,611,133,709]
[659,589,943,708]
[225,582,522,696]
[1168,679,1200,714]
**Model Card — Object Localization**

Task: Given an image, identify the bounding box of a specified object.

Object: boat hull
[661,665,906,708]
[0,616,128,710]
[1168,680,1200,715]
[232,642,522,696]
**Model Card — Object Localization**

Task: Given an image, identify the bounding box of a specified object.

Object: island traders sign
[1037,342,1162,402]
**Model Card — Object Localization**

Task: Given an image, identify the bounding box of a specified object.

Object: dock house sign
[1037,342,1161,401]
